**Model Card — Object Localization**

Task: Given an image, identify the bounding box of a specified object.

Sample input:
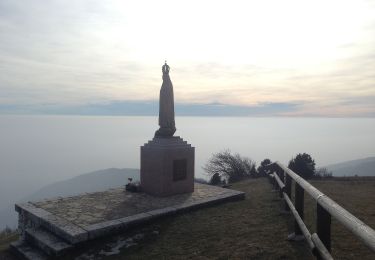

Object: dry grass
[0,231,18,259]
[0,232,17,252]
[303,179,375,260]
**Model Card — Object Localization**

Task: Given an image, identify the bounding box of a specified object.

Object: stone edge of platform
[15,189,245,244]
[15,203,88,244]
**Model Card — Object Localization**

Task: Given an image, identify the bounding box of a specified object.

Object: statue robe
[155,73,176,137]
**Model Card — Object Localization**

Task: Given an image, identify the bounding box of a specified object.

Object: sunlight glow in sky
[0,0,375,116]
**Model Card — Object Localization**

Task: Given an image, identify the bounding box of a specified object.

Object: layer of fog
[0,116,374,228]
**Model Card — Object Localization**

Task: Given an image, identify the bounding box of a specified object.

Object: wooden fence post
[284,174,291,211]
[272,172,278,191]
[317,203,331,259]
[277,169,284,198]
[294,183,304,236]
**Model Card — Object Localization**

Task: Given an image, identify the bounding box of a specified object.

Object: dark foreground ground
[1,177,374,259]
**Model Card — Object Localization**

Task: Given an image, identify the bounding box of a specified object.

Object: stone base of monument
[141,136,194,196]
[10,183,244,259]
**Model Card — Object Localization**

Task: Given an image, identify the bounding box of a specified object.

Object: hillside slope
[325,157,375,176]
[28,168,139,200]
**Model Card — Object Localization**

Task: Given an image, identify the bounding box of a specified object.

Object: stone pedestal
[140,136,195,196]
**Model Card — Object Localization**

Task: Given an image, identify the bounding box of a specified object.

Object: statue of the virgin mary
[155,62,176,137]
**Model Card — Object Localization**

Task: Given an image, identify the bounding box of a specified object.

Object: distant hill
[28,168,140,201]
[0,168,139,229]
[324,157,375,176]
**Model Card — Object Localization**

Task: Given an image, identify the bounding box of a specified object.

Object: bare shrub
[204,150,257,183]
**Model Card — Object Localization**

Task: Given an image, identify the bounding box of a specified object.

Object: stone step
[25,228,72,256]
[10,240,48,260]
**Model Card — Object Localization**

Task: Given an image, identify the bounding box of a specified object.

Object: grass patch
[303,179,375,260]
[0,229,18,259]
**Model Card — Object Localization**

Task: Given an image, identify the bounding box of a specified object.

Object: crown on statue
[162,61,170,75]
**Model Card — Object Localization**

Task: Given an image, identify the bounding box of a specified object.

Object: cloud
[0,0,375,116]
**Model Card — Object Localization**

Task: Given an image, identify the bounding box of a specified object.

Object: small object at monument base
[125,182,141,192]
[140,136,195,196]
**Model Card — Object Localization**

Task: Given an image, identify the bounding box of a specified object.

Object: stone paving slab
[16,183,244,244]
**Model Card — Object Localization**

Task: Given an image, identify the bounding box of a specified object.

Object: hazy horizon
[2,104,375,117]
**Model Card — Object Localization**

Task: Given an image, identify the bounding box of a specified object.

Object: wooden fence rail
[266,161,375,260]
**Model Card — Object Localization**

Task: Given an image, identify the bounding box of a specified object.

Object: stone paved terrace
[31,183,242,228]
[14,183,245,251]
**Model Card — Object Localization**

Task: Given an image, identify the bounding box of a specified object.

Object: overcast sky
[0,0,375,116]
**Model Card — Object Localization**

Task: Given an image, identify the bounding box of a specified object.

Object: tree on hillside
[204,150,256,183]
[315,167,333,179]
[250,164,258,177]
[288,153,316,179]
[257,158,272,177]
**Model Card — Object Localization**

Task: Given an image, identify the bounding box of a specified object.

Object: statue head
[162,61,170,75]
